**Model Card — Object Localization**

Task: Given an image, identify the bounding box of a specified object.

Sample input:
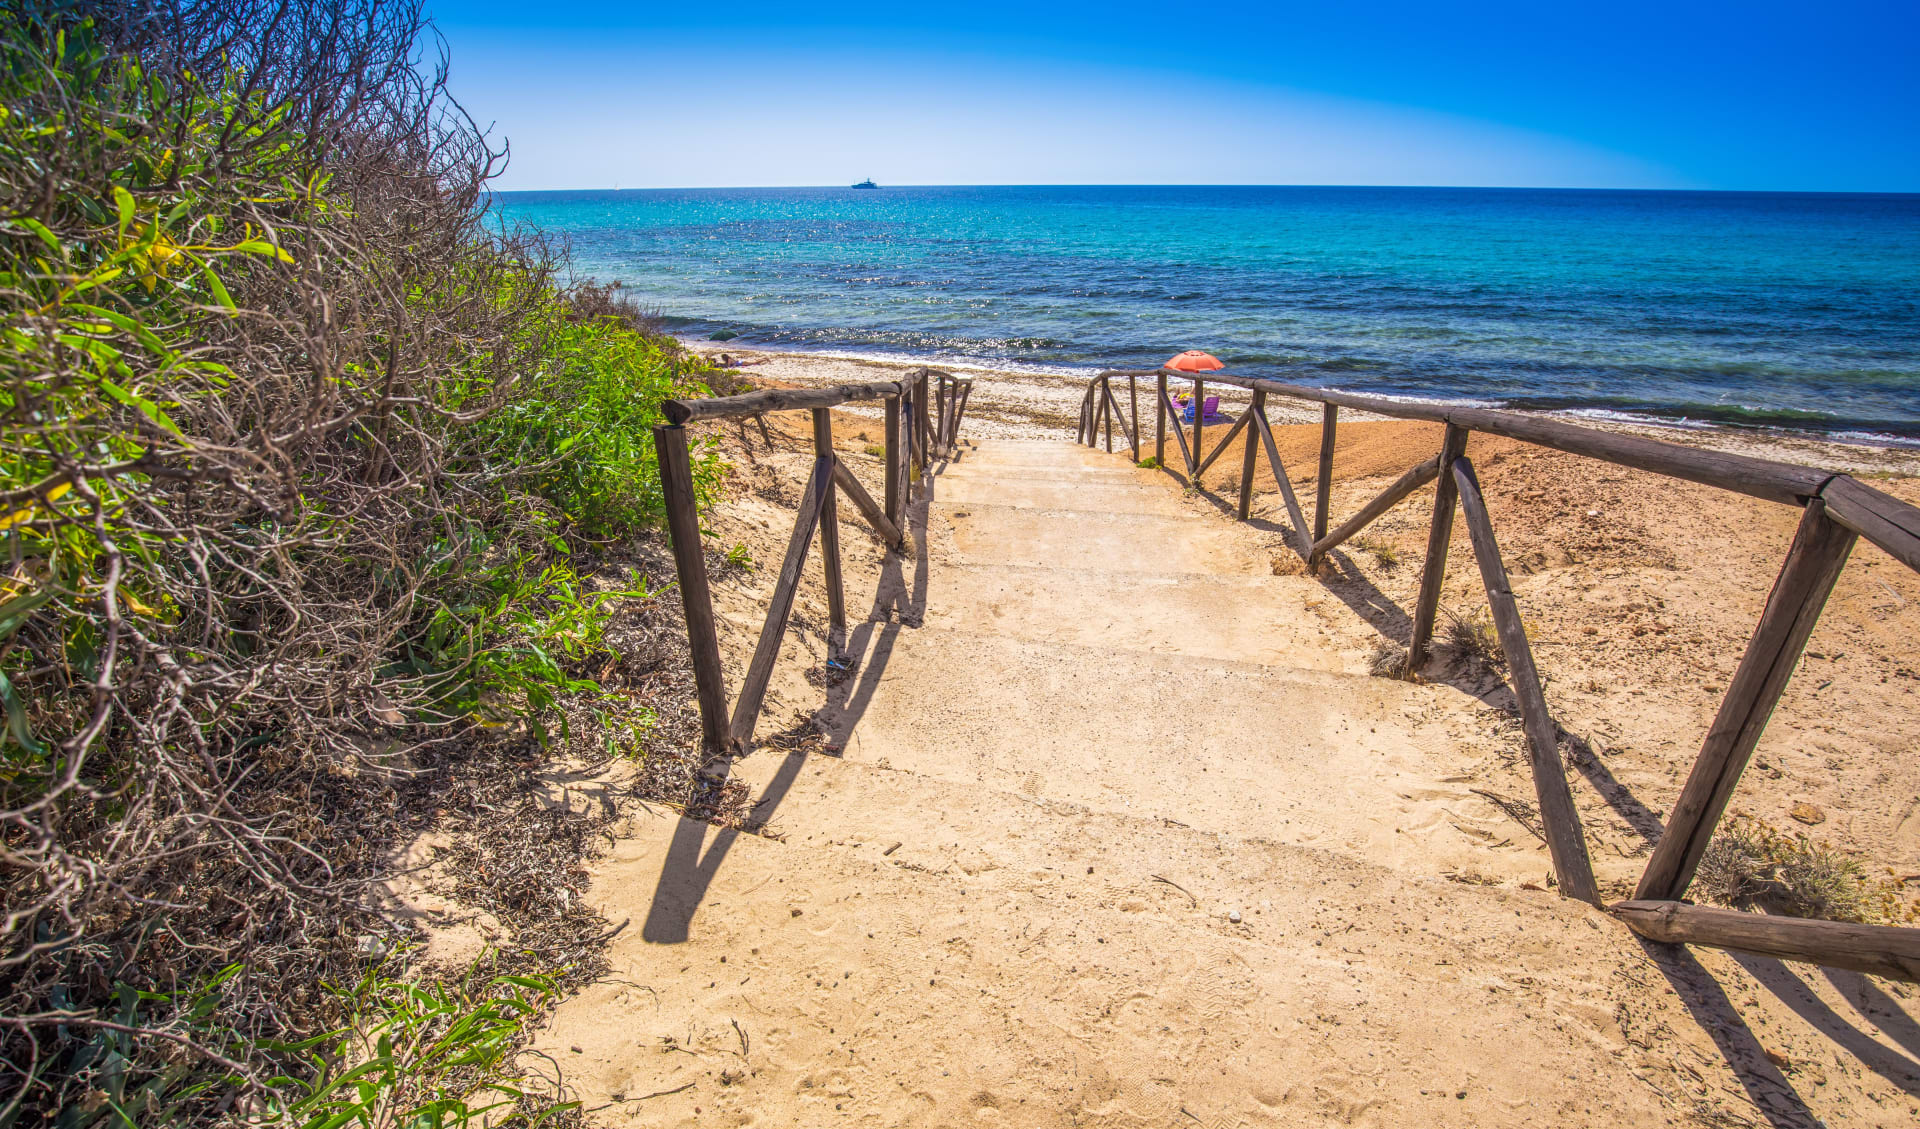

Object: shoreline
[685,340,1920,476]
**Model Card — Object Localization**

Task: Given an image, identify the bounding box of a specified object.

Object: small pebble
[1228,910,1242,924]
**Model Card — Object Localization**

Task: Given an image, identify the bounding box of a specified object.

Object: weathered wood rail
[1081,366,1920,981]
[656,368,971,784]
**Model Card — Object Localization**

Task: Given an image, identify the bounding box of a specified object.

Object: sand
[520,352,1920,1127]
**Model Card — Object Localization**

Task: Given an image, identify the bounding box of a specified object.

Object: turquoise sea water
[493,186,1920,441]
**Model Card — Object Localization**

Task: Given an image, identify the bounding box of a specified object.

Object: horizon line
[489,183,1920,197]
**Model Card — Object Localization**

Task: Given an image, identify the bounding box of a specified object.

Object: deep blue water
[493,186,1920,441]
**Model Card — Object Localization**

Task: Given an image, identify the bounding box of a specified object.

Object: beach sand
[527,350,1920,1126]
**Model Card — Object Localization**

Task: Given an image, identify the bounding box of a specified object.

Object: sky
[427,2,1920,193]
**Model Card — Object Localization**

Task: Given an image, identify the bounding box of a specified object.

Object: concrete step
[906,562,1348,668]
[932,501,1269,576]
[811,626,1542,878]
[931,473,1178,514]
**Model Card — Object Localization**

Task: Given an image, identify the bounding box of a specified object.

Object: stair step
[932,474,1188,516]
[935,501,1269,576]
[811,627,1533,878]
[905,562,1347,667]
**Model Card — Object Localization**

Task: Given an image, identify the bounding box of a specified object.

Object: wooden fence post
[884,393,902,531]
[1315,404,1338,543]
[1155,371,1167,467]
[1454,457,1599,904]
[1237,389,1263,521]
[1635,499,1857,901]
[653,424,735,776]
[1408,423,1470,672]
[917,371,932,476]
[812,409,846,649]
[1129,375,1140,462]
[1192,377,1204,474]
[934,374,947,450]
[951,383,971,451]
[1103,376,1114,452]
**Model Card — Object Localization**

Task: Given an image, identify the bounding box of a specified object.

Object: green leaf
[72,304,174,360]
[113,185,135,236]
[97,376,185,439]
[0,671,46,757]
[0,588,55,641]
[231,239,294,264]
[14,218,59,256]
[202,265,236,311]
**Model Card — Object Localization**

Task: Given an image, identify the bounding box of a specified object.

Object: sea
[492,186,1920,444]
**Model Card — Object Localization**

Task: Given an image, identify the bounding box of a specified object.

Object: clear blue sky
[428,1,1919,192]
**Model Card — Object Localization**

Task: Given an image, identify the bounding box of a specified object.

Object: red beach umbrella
[1165,350,1224,373]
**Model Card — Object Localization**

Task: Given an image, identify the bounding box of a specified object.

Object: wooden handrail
[653,367,973,776]
[1085,367,1920,570]
[1072,363,1920,980]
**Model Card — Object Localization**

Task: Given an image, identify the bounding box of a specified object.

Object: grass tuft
[1368,641,1410,679]
[1444,606,1504,667]
[1695,818,1918,924]
[1352,534,1401,570]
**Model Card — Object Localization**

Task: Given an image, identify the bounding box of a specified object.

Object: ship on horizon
[852,178,879,189]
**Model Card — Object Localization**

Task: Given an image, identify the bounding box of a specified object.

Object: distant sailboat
[852,178,879,189]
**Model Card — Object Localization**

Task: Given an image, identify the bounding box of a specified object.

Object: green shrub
[0,3,716,1121]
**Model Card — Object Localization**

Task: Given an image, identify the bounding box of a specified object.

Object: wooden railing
[1082,367,1920,981]
[654,368,971,787]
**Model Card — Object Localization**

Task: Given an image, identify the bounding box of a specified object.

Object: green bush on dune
[0,2,721,1122]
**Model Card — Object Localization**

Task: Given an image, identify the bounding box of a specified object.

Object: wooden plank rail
[1611,901,1920,983]
[665,380,906,424]
[1191,410,1253,478]
[1453,457,1599,904]
[1094,369,1832,507]
[1307,456,1440,573]
[1635,499,1857,901]
[1249,406,1314,561]
[1822,473,1920,572]
[1407,423,1470,671]
[729,456,830,749]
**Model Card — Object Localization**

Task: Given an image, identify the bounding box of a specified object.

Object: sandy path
[531,423,1920,1127]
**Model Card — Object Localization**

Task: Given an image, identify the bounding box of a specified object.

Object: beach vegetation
[0,1,719,1121]
[1352,534,1401,569]
[1443,605,1505,668]
[1695,818,1919,925]
[1367,641,1410,679]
